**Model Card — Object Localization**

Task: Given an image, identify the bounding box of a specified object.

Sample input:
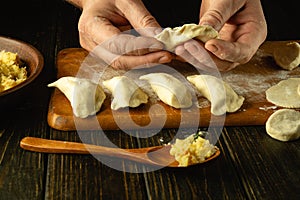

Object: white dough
[273,42,300,71]
[266,78,300,108]
[103,76,148,110]
[48,76,106,118]
[155,24,218,51]
[266,109,300,141]
[187,75,244,116]
[139,73,192,108]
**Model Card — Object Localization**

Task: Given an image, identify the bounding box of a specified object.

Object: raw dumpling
[48,76,106,118]
[273,42,300,71]
[103,76,148,110]
[266,109,300,141]
[139,73,192,108]
[266,78,300,108]
[155,24,218,51]
[187,75,244,116]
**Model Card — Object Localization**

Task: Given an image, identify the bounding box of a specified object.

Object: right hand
[175,0,267,72]
[77,0,173,70]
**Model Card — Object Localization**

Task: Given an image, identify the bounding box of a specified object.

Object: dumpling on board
[103,76,148,110]
[187,74,244,116]
[139,73,192,108]
[48,76,106,118]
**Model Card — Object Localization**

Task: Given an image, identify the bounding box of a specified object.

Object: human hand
[73,0,173,70]
[175,0,267,71]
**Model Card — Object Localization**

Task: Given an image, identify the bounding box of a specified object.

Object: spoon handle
[20,137,112,154]
[20,137,158,165]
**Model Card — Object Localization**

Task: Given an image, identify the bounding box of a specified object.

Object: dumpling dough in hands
[139,73,192,108]
[266,109,300,141]
[187,75,244,116]
[155,24,218,51]
[103,76,148,110]
[48,76,106,118]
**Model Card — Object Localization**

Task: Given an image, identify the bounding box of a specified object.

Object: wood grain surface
[48,41,300,131]
[1,1,300,200]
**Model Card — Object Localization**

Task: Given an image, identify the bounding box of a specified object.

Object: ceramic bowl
[0,36,44,109]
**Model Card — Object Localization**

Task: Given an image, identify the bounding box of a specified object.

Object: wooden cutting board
[47,41,300,131]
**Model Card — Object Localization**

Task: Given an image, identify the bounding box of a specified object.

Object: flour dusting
[221,50,299,103]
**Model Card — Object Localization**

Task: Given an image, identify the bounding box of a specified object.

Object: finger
[102,34,164,56]
[180,40,219,71]
[117,0,161,36]
[205,39,254,64]
[79,31,98,52]
[175,43,218,72]
[184,40,217,68]
[80,15,164,56]
[111,51,173,70]
[80,41,172,72]
[175,45,196,65]
[191,40,240,71]
[79,7,123,44]
[176,40,238,72]
[199,0,244,30]
[93,44,172,70]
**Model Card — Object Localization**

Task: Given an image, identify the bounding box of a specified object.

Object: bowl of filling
[0,36,44,109]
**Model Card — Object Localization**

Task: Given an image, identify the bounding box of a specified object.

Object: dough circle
[266,78,300,108]
[273,42,300,70]
[266,109,300,141]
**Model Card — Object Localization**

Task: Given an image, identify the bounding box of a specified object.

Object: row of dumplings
[48,73,244,118]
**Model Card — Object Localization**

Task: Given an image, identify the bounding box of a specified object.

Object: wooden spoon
[20,137,220,167]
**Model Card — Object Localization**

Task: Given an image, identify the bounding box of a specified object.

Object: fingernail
[206,44,218,53]
[158,56,170,63]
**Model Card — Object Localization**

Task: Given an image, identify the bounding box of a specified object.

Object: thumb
[118,0,161,37]
[199,0,244,30]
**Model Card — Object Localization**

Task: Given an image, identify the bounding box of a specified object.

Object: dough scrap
[48,76,106,118]
[155,24,218,51]
[103,76,148,110]
[266,78,300,108]
[139,73,192,108]
[298,84,300,96]
[266,109,300,141]
[187,75,244,116]
[273,42,300,70]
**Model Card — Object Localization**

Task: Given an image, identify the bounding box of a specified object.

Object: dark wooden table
[1,0,299,199]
